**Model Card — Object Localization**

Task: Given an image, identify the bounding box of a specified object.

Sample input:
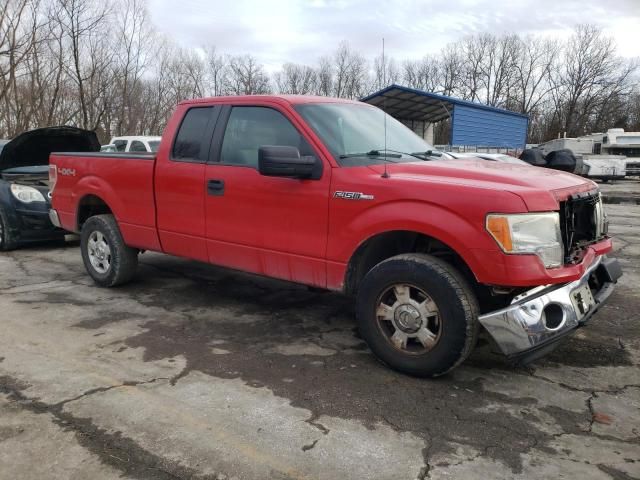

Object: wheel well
[344,230,477,296]
[77,195,112,230]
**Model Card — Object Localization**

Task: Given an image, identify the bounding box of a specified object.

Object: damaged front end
[478,255,622,364]
[560,190,608,264]
[479,189,622,363]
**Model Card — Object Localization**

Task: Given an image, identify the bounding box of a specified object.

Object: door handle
[207,179,225,196]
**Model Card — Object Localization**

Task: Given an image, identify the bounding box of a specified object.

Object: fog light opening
[542,303,565,331]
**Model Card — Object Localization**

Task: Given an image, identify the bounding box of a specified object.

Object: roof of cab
[179,95,363,106]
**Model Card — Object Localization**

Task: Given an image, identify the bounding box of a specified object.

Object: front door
[204,105,331,287]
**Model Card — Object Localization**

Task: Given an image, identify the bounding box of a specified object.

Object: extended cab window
[172,107,215,162]
[220,107,313,168]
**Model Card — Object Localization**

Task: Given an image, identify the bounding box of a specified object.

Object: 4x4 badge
[334,191,375,200]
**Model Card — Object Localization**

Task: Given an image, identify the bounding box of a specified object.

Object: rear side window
[172,107,214,162]
[129,140,147,152]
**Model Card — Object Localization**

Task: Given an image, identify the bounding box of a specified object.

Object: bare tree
[1,4,638,149]
[458,34,489,101]
[510,36,558,114]
[332,41,368,99]
[225,54,270,95]
[110,0,153,135]
[550,25,638,136]
[315,55,333,96]
[274,62,317,94]
[480,34,519,107]
[439,44,463,96]
[372,52,399,91]
[204,46,228,96]
[402,56,440,92]
[0,0,44,136]
[52,0,110,128]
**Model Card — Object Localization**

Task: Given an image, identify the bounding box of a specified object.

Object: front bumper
[3,204,65,244]
[478,256,622,364]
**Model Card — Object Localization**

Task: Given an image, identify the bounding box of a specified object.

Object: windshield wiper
[339,149,403,159]
[409,150,443,160]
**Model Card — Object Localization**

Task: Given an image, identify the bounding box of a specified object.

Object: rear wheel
[356,253,479,377]
[0,206,18,251]
[80,214,138,287]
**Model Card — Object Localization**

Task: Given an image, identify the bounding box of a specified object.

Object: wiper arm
[339,150,402,159]
[409,150,443,160]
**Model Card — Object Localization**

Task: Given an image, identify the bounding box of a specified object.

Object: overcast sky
[147,0,640,71]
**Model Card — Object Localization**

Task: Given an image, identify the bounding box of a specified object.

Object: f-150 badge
[334,191,375,200]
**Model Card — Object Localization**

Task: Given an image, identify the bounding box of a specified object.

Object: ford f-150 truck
[48,95,622,377]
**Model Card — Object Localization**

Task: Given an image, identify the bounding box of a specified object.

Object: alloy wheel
[87,231,111,274]
[375,283,442,354]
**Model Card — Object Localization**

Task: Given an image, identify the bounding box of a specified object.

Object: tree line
[1,0,639,145]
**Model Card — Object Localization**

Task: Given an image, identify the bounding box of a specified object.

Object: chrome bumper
[478,256,621,362]
[48,209,61,228]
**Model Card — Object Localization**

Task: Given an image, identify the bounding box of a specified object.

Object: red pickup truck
[49,95,621,376]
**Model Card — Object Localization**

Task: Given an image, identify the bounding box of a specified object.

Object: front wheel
[356,253,479,377]
[80,214,138,287]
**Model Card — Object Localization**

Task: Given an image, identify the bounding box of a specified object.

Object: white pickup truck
[108,136,161,153]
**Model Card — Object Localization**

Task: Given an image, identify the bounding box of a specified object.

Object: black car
[0,126,100,250]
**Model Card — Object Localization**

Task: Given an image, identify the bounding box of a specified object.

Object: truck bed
[50,152,160,251]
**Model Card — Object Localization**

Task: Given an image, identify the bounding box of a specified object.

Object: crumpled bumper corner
[478,255,622,364]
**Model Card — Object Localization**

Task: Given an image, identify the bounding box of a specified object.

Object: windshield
[148,140,160,152]
[295,103,439,166]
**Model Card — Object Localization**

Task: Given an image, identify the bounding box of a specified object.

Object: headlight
[10,184,46,203]
[486,212,563,268]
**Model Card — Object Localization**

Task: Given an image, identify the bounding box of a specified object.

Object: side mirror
[258,146,319,179]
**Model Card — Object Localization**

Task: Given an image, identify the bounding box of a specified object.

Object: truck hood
[368,159,597,209]
[0,126,100,171]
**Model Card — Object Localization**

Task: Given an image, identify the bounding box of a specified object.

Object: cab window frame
[170,105,220,164]
[211,105,319,171]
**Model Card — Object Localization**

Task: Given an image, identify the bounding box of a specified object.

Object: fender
[73,175,125,229]
[326,196,528,290]
[72,176,161,251]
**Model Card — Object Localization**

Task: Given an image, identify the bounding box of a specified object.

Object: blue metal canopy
[361,84,529,148]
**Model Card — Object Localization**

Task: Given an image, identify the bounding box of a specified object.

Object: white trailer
[538,129,636,180]
[581,155,628,181]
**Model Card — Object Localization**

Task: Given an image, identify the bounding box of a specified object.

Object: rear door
[204,104,331,287]
[155,105,220,261]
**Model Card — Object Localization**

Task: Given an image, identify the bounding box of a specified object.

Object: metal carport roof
[361,85,529,148]
[361,84,528,123]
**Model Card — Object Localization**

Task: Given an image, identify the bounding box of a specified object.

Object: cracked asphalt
[1,185,639,479]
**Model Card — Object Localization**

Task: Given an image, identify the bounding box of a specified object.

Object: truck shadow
[59,251,634,472]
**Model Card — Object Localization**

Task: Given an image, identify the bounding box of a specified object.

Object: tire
[0,205,18,251]
[545,149,577,173]
[80,214,138,287]
[356,253,479,377]
[519,148,546,167]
